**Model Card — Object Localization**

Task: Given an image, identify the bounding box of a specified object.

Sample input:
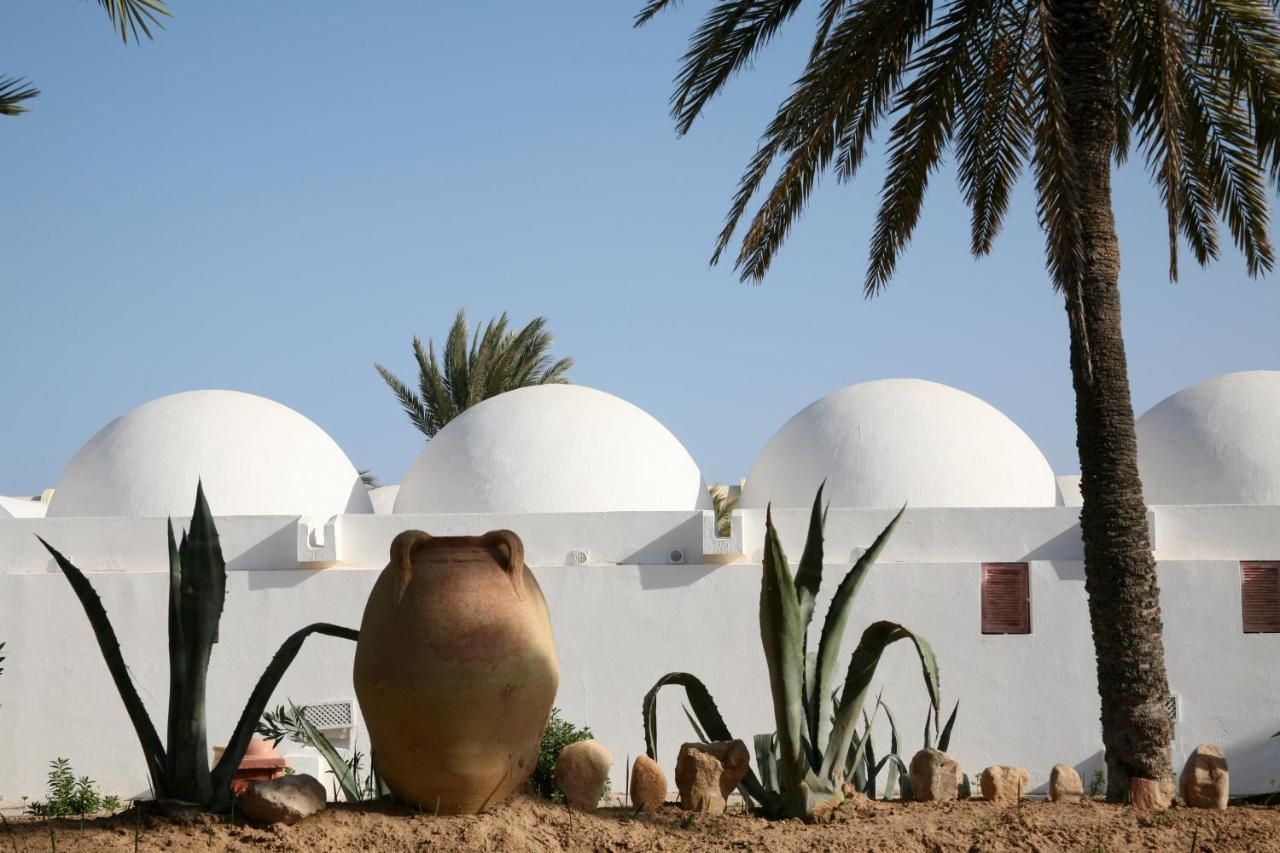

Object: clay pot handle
[482,529,525,598]
[390,529,432,604]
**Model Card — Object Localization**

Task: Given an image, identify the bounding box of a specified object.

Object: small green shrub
[530,708,605,800]
[24,758,121,818]
[1088,769,1105,798]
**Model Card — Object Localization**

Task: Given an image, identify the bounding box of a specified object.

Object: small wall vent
[1167,693,1180,725]
[1241,562,1280,633]
[981,563,1031,635]
[303,701,354,733]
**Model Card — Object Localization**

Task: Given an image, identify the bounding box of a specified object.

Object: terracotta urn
[353,529,558,813]
[229,737,287,795]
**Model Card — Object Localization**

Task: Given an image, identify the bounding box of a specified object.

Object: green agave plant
[38,483,358,811]
[642,484,939,818]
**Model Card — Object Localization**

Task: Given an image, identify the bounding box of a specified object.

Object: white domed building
[395,384,712,514]
[740,379,1057,509]
[1137,371,1280,505]
[47,390,372,518]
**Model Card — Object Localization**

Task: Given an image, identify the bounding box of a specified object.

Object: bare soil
[4,795,1280,852]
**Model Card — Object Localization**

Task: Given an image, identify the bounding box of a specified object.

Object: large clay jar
[353,529,558,813]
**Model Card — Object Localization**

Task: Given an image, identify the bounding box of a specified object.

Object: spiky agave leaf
[164,482,227,804]
[794,483,826,746]
[641,671,775,810]
[165,519,186,795]
[811,506,905,756]
[820,621,940,783]
[761,506,811,814]
[209,622,359,811]
[292,701,363,802]
[937,699,960,752]
[38,537,168,796]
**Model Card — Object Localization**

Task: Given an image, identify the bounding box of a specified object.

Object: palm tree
[2,1,170,117]
[376,309,574,439]
[637,0,1280,799]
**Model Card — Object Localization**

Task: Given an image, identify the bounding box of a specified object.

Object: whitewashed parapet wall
[2,505,1279,804]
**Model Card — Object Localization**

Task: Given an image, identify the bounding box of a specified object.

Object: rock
[1129,777,1175,810]
[238,774,326,825]
[1050,764,1084,803]
[980,766,1030,805]
[1180,744,1229,810]
[555,739,612,811]
[675,740,750,813]
[909,749,962,802]
[630,755,667,812]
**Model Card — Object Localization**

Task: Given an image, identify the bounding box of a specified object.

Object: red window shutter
[982,563,1030,634]
[1241,562,1280,633]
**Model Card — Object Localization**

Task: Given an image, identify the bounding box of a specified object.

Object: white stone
[47,390,372,519]
[1137,370,1280,505]
[394,385,712,514]
[739,379,1056,509]
[238,773,326,825]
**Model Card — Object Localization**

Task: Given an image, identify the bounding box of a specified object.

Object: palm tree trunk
[1049,0,1174,800]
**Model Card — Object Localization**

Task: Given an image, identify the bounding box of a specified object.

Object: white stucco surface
[2,505,1278,804]
[740,379,1057,509]
[0,496,46,519]
[1137,370,1280,505]
[46,390,373,519]
[394,385,713,514]
[368,485,399,514]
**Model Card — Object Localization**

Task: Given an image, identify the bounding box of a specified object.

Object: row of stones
[231,739,1231,823]
[620,741,1232,815]
[892,744,1228,811]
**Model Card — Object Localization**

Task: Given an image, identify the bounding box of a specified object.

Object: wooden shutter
[982,563,1030,634]
[1241,562,1280,633]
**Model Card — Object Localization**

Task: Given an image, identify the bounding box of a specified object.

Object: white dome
[740,379,1057,509]
[48,390,373,518]
[394,385,712,514]
[1137,371,1280,505]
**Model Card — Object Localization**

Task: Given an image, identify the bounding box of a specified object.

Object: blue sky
[2,1,1277,496]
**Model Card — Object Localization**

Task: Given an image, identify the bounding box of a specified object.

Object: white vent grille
[304,701,354,731]
[1167,694,1180,725]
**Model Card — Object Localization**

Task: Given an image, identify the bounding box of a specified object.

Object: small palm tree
[3,1,170,117]
[709,484,739,537]
[637,0,1280,799]
[376,309,573,439]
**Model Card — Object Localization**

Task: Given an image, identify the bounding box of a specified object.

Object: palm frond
[1122,0,1188,280]
[668,0,807,135]
[97,0,171,44]
[866,0,992,293]
[374,363,432,437]
[635,0,683,26]
[380,310,573,439]
[956,0,1036,256]
[1030,0,1084,295]
[1186,0,1280,185]
[722,0,933,279]
[0,77,39,116]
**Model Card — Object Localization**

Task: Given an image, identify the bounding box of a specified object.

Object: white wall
[1,507,1278,803]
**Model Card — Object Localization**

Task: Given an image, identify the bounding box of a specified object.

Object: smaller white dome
[1137,371,1280,505]
[48,390,373,518]
[395,385,712,514]
[740,379,1057,509]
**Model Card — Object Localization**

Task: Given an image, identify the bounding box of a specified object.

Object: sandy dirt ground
[4,795,1280,852]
